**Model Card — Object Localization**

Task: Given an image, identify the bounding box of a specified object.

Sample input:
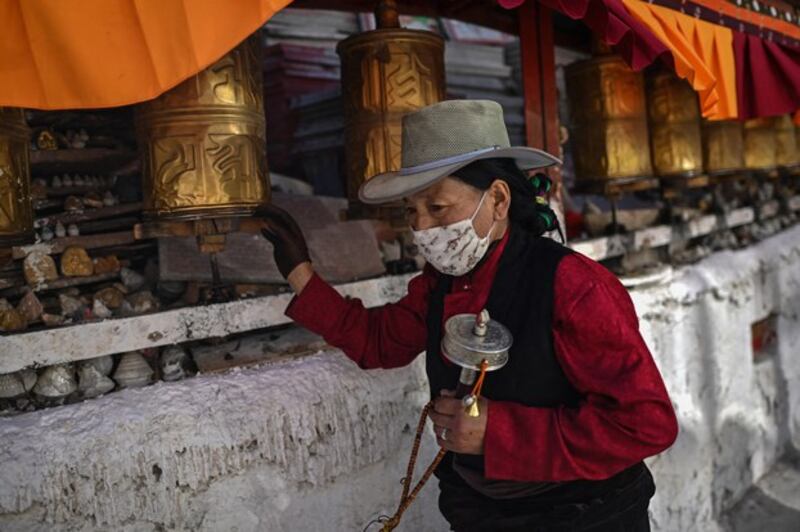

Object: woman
[259,100,678,531]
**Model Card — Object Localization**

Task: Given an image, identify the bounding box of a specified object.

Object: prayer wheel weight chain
[378,401,446,532]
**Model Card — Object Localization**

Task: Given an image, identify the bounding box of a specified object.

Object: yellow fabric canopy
[0,0,292,110]
[622,0,738,120]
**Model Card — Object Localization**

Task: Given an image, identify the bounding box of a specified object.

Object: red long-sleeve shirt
[285,229,678,482]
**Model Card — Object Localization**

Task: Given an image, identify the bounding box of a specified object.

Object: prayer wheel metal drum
[774,114,799,167]
[645,70,703,177]
[743,117,777,171]
[0,108,33,246]
[701,120,744,175]
[564,55,653,181]
[135,36,269,220]
[337,28,445,204]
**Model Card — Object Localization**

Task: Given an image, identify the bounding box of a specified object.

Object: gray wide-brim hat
[358,99,561,204]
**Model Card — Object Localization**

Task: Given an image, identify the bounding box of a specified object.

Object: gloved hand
[254,203,310,279]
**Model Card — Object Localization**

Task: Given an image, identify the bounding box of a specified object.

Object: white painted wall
[638,224,800,531]
[1,224,799,532]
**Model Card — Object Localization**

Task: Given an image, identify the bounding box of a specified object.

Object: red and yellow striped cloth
[506,0,800,120]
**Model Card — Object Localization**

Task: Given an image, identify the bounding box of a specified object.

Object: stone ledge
[0,351,447,531]
[0,273,415,374]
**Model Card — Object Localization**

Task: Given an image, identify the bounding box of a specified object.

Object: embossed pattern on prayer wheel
[135,36,268,220]
[565,55,652,181]
[646,70,703,177]
[0,108,33,246]
[337,28,445,204]
[774,114,799,167]
[743,117,777,171]
[701,119,744,175]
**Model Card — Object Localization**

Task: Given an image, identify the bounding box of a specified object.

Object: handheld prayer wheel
[645,70,703,177]
[0,108,33,246]
[564,54,653,181]
[337,1,445,219]
[441,310,511,416]
[774,114,799,167]
[743,117,777,171]
[135,35,269,220]
[701,119,744,175]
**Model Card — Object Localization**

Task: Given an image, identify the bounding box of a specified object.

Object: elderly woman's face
[404,176,509,237]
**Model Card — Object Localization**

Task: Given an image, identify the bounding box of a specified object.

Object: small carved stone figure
[77,360,115,398]
[94,286,125,309]
[0,369,37,399]
[160,346,190,382]
[17,290,43,323]
[60,246,94,277]
[113,352,153,389]
[93,255,121,275]
[36,130,58,151]
[23,251,58,286]
[33,364,77,403]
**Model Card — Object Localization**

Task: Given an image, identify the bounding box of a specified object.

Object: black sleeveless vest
[426,226,579,408]
[425,225,649,500]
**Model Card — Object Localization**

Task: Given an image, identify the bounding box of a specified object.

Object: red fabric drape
[502,0,800,120]
[534,0,673,71]
[733,31,800,120]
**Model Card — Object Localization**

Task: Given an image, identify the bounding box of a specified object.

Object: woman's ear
[490,179,511,221]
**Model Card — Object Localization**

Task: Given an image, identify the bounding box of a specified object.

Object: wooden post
[518,0,564,235]
[518,1,560,164]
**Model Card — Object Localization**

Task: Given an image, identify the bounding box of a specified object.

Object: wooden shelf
[570,205,770,261]
[12,231,135,259]
[34,202,142,229]
[29,148,136,175]
[0,272,120,298]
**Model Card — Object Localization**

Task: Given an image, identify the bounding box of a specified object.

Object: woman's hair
[452,157,561,239]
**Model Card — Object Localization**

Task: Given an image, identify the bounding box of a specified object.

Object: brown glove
[255,203,310,279]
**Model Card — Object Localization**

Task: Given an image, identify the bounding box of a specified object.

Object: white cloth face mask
[411,192,496,276]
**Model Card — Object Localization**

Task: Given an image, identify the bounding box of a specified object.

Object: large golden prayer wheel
[0,108,33,246]
[337,15,445,207]
[743,117,777,171]
[135,36,268,220]
[645,70,703,177]
[701,120,744,175]
[564,55,652,181]
[774,114,799,167]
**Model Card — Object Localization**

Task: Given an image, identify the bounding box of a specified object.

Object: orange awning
[0,0,292,110]
[621,0,738,120]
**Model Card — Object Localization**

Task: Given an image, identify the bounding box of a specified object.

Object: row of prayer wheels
[3,24,797,247]
[1,4,445,247]
[564,52,800,182]
[1,37,272,249]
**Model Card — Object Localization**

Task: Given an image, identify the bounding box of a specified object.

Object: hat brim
[358,146,561,204]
